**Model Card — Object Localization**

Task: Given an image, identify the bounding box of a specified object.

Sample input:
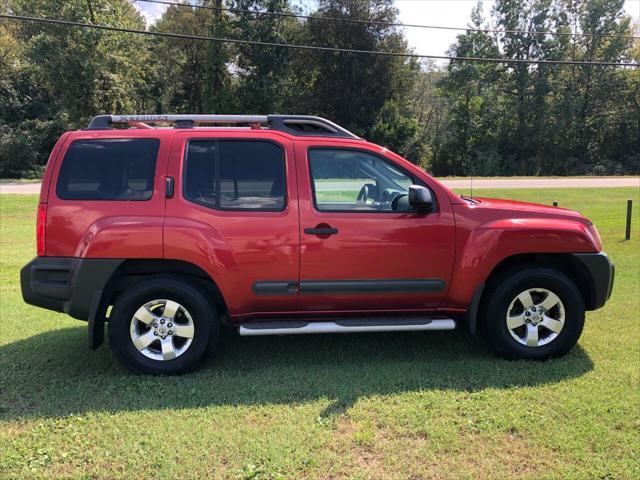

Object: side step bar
[239,317,456,336]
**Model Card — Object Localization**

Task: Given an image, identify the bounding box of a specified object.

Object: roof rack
[85,114,361,139]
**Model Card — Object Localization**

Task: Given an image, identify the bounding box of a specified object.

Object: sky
[134,0,640,65]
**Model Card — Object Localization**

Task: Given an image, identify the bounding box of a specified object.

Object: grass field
[1,188,639,479]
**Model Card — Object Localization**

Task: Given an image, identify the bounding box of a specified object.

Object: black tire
[480,267,585,360]
[108,277,218,375]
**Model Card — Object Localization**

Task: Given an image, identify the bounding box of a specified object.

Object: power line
[134,0,640,40]
[2,14,638,67]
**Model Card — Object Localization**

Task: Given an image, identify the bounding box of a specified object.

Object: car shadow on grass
[0,325,594,421]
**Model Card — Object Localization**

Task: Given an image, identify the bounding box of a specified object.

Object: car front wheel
[481,267,585,360]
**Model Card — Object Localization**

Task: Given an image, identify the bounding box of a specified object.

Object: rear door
[295,140,456,313]
[164,131,300,318]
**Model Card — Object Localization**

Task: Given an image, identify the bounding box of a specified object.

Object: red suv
[21,115,614,374]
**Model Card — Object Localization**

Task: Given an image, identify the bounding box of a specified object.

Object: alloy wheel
[129,299,195,361]
[505,288,565,347]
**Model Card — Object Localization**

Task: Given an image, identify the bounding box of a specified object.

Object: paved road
[1,177,638,195]
[1,183,42,194]
[439,177,640,189]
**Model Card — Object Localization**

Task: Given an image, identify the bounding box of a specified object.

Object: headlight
[587,223,603,250]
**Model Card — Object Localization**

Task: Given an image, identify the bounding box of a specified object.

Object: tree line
[1,0,638,178]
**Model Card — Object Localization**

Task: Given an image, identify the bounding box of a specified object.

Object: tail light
[36,203,47,256]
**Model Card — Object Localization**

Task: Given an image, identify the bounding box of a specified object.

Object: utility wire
[134,0,640,40]
[2,14,638,67]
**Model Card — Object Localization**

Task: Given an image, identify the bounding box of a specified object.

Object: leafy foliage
[0,0,638,177]
[433,0,639,176]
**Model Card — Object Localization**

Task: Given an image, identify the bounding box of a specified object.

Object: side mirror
[408,185,434,213]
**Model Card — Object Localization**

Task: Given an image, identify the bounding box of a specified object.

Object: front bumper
[21,257,122,320]
[572,252,615,310]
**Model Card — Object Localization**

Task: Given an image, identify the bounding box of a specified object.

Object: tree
[435,3,503,175]
[370,100,427,165]
[435,0,637,176]
[149,1,232,113]
[1,0,638,178]
[9,0,150,122]
[1,0,150,176]
[228,0,302,113]
[292,0,416,135]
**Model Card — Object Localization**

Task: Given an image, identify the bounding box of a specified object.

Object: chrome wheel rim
[506,288,565,347]
[129,299,195,361]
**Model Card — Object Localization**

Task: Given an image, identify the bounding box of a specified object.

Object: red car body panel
[294,139,456,313]
[164,130,301,316]
[446,199,600,309]
[44,129,172,259]
[37,127,604,323]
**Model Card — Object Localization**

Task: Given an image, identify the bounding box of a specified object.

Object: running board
[239,317,456,336]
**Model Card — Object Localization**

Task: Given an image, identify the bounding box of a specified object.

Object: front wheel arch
[479,253,596,315]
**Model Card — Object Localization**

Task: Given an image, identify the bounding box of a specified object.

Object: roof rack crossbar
[86,114,361,139]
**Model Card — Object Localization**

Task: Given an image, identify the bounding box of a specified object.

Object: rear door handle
[304,226,338,236]
[165,176,175,198]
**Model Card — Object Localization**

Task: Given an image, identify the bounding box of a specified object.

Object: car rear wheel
[481,267,585,360]
[108,277,218,374]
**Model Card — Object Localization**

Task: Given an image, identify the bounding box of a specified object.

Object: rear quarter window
[56,139,160,200]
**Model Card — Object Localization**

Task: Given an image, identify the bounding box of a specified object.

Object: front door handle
[304,225,338,236]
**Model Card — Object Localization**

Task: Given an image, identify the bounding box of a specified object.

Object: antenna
[465,154,474,200]
[470,159,474,199]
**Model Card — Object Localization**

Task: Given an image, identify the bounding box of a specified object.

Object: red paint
[163,130,300,315]
[446,199,599,309]
[43,129,170,259]
[38,127,603,322]
[294,139,456,312]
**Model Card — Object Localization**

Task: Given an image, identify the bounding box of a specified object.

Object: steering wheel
[356,183,377,206]
[390,192,407,211]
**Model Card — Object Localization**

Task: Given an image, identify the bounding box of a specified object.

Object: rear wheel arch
[105,259,228,314]
[91,259,227,349]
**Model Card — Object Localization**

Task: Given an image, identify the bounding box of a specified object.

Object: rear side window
[56,139,160,200]
[184,140,286,211]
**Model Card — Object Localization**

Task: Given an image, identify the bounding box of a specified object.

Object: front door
[295,141,456,314]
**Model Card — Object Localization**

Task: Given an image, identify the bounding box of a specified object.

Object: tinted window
[309,149,415,212]
[184,140,285,211]
[56,139,159,200]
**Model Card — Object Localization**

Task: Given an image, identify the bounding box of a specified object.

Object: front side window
[184,140,286,211]
[56,139,160,200]
[309,148,417,212]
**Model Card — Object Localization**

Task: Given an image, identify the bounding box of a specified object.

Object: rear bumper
[572,252,615,310]
[21,257,122,320]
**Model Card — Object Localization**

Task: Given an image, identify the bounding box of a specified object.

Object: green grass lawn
[1,188,639,479]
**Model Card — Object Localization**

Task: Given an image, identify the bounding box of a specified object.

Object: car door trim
[253,279,445,295]
[253,281,299,295]
[299,279,445,294]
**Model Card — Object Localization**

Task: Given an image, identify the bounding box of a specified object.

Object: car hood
[469,196,587,221]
